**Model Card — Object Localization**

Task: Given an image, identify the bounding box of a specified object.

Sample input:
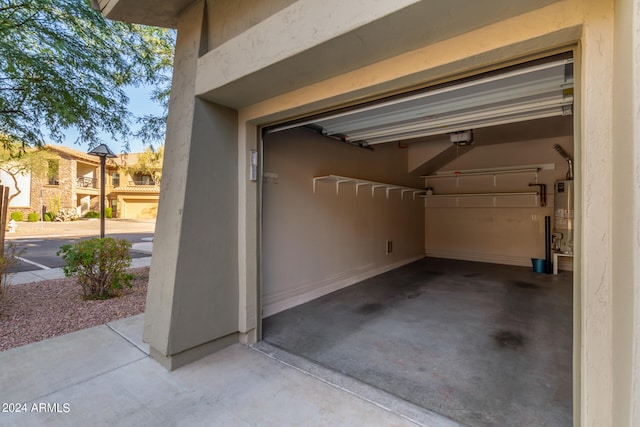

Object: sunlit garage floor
[262,258,572,427]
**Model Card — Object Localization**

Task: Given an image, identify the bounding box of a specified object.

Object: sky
[49,85,164,155]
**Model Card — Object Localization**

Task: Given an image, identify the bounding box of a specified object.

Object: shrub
[105,207,113,218]
[54,208,80,222]
[10,212,23,222]
[27,212,39,222]
[57,238,133,299]
[84,211,100,218]
[44,212,55,222]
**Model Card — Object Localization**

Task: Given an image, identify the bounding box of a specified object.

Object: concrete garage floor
[263,257,573,427]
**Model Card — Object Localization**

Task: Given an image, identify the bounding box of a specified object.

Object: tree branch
[0,167,21,204]
[0,3,30,14]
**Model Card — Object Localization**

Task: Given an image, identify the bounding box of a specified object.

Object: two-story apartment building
[5,145,160,220]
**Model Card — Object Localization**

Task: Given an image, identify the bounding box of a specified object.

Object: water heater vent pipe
[554,145,574,180]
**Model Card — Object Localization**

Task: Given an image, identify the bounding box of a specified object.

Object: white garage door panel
[268,57,573,146]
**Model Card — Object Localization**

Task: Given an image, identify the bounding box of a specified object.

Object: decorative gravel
[0,267,148,352]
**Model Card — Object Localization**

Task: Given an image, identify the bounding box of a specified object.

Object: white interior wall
[422,135,572,267]
[2,169,31,207]
[262,128,425,316]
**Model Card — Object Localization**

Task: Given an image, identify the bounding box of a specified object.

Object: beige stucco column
[143,0,240,370]
[576,4,615,424]
[612,0,640,424]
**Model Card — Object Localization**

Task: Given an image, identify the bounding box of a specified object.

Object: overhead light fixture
[450,130,473,146]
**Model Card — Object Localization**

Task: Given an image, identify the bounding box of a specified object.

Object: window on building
[112,173,120,187]
[132,173,155,186]
[47,160,59,185]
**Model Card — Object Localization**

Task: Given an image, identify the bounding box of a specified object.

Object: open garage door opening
[258,53,575,426]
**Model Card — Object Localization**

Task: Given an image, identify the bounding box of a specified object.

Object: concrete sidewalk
[0,313,460,427]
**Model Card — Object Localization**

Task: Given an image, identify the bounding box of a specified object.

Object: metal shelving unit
[313,175,425,199]
[420,164,552,207]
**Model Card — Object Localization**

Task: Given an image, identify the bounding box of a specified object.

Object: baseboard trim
[425,249,533,267]
[149,332,238,371]
[263,255,425,317]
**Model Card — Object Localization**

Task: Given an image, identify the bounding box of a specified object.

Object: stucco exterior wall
[611,0,640,425]
[205,0,296,50]
[143,1,239,370]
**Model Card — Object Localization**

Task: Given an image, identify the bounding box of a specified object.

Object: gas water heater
[553,145,574,255]
[553,180,574,254]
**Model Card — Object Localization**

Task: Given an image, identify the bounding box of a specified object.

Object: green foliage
[57,237,133,299]
[121,145,163,184]
[0,0,175,148]
[27,212,38,222]
[84,209,112,219]
[49,195,61,215]
[10,211,23,221]
[44,211,55,222]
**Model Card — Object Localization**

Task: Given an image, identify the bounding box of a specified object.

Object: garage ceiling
[268,56,573,147]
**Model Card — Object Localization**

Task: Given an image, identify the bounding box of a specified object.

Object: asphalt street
[8,233,154,273]
[3,219,155,273]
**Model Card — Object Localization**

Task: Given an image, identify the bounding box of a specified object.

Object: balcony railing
[76,176,97,188]
[128,180,157,186]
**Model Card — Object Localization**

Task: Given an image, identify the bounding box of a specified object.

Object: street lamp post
[87,144,116,238]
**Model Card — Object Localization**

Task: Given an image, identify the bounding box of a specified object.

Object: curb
[8,256,153,286]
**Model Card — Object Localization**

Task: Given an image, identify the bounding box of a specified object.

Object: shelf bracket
[356,182,369,196]
[371,184,385,197]
[386,186,402,199]
[399,189,418,200]
[336,179,350,195]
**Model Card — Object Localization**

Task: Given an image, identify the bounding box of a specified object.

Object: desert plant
[27,212,39,222]
[54,208,80,222]
[105,207,113,218]
[49,195,61,216]
[57,238,133,299]
[10,211,23,222]
[44,211,55,222]
[84,211,100,218]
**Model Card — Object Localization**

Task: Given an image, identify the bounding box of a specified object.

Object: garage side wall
[262,129,425,316]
